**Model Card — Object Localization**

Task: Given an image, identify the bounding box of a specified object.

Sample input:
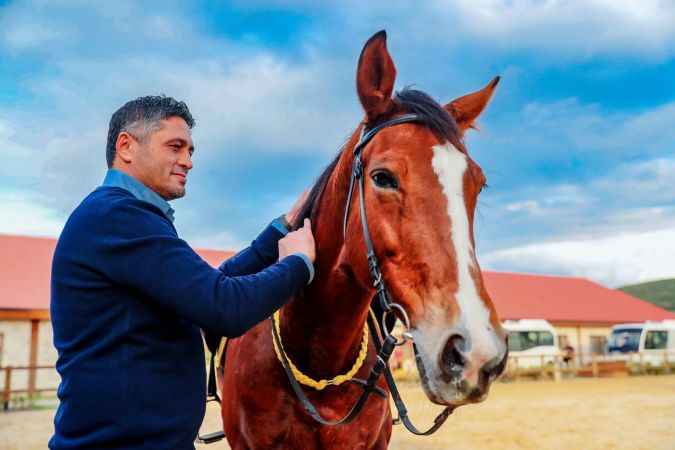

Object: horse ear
[356,30,397,121]
[445,76,500,133]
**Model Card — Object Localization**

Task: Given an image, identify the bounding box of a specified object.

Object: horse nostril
[481,348,508,381]
[440,334,466,380]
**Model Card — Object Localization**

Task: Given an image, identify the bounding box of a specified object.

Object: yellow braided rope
[271,310,369,391]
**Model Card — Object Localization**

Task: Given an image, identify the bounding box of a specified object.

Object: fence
[501,350,675,381]
[4,351,675,410]
[1,365,58,411]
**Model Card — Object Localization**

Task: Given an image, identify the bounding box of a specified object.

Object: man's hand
[278,218,315,263]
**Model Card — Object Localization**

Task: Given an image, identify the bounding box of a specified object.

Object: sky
[1,0,674,288]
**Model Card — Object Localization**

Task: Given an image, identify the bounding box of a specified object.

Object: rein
[273,114,454,434]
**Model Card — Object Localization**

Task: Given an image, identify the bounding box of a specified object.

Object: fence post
[663,351,669,374]
[639,353,646,374]
[591,355,599,377]
[514,357,520,381]
[553,354,561,382]
[3,367,12,411]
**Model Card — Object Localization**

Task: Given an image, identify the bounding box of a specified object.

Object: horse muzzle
[412,326,508,406]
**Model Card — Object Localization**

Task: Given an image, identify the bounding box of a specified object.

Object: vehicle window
[645,331,668,350]
[508,331,555,351]
[539,331,554,346]
[608,328,641,351]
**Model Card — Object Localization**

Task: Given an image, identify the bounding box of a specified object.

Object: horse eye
[371,170,399,189]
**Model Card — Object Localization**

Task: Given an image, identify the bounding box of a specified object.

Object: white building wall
[37,320,60,388]
[553,324,613,364]
[0,320,31,391]
[0,319,60,392]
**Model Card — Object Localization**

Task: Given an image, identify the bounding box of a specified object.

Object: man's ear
[115,132,135,164]
[445,76,500,134]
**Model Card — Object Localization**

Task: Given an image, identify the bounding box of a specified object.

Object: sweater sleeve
[218,217,287,277]
[94,198,309,337]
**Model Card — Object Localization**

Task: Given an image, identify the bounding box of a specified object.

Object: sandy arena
[2,375,674,450]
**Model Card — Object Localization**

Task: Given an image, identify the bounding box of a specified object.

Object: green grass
[620,278,675,312]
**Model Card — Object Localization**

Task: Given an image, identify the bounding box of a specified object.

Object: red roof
[0,234,233,311]
[483,271,675,324]
[2,235,56,310]
[1,234,674,324]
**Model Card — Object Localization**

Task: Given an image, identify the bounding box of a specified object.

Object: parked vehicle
[503,319,560,368]
[607,321,675,365]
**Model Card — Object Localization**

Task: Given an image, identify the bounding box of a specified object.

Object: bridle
[271,113,454,435]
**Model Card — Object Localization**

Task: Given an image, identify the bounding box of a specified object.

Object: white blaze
[430,142,497,362]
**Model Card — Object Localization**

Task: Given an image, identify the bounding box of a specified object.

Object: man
[49,96,315,449]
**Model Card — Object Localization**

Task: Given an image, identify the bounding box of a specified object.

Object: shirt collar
[102,169,175,222]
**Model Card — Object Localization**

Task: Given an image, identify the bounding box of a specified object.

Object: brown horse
[219,30,507,449]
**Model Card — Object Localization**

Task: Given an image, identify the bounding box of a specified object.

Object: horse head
[341,31,508,407]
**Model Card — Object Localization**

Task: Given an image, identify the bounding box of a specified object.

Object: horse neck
[279,130,374,379]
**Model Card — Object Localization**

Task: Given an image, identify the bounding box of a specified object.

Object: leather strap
[366,311,454,435]
[343,114,422,238]
[271,315,394,425]
[196,339,227,444]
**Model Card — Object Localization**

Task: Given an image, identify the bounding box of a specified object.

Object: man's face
[129,116,194,200]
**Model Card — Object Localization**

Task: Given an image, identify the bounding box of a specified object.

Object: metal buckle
[352,157,363,178]
[382,303,413,346]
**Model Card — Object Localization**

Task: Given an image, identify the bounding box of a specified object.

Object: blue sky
[1,0,675,287]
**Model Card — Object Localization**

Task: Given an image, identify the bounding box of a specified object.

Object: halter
[271,114,454,434]
[343,114,421,332]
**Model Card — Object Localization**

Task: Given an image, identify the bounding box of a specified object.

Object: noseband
[272,114,454,436]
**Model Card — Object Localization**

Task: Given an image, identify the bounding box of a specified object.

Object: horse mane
[289,87,463,230]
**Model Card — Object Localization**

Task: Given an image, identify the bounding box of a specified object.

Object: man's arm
[218,216,289,277]
[218,190,309,277]
[95,198,313,338]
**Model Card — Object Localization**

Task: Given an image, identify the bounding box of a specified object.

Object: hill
[619,279,675,313]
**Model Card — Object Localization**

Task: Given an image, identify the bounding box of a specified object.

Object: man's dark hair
[106,95,195,168]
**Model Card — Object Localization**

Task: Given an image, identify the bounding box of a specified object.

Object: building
[483,271,675,360]
[2,233,675,390]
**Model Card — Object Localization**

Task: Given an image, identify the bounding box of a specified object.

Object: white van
[607,321,675,365]
[503,319,560,368]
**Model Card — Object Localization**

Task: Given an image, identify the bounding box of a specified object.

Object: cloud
[0,0,363,232]
[187,230,248,253]
[238,0,675,61]
[0,50,359,222]
[0,189,66,237]
[476,154,675,286]
[1,22,69,52]
[441,0,675,60]
[477,154,675,246]
[481,227,675,287]
[505,200,540,214]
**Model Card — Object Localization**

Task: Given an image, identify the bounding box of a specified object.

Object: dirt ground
[2,375,675,450]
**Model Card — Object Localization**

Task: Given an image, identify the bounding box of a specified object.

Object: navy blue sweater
[49,186,310,449]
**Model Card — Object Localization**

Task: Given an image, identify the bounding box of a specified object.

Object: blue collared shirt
[102,169,175,222]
